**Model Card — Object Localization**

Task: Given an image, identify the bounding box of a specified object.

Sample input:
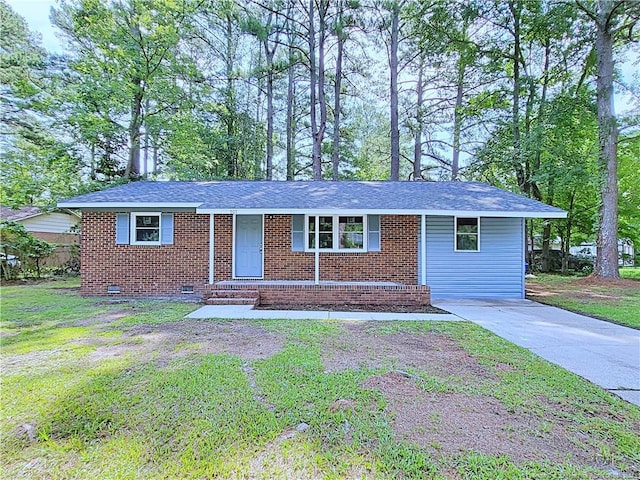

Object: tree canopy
[1,0,638,277]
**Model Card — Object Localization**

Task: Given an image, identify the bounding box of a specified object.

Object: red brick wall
[81,212,209,296]
[206,283,430,306]
[212,214,418,285]
[82,213,420,296]
[213,214,233,281]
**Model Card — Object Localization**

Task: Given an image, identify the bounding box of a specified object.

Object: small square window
[455,217,479,251]
[131,213,161,245]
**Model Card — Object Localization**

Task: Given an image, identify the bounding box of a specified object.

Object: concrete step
[207,289,260,299]
[205,297,258,306]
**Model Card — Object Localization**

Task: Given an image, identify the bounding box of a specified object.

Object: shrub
[0,220,55,280]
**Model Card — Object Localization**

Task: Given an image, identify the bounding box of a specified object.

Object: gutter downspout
[421,214,427,286]
[314,215,320,284]
[209,214,215,284]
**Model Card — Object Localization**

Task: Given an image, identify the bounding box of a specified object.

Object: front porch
[204,281,431,308]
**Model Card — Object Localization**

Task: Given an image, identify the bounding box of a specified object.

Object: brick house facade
[81,212,419,297]
[61,181,566,301]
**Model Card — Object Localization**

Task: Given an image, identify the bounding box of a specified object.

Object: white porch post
[208,213,215,284]
[421,214,427,286]
[314,215,320,285]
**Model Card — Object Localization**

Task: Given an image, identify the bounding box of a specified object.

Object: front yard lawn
[1,280,639,479]
[526,270,640,329]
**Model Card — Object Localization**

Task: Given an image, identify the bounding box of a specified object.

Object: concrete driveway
[432,298,640,406]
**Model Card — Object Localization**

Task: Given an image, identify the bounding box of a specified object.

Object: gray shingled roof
[0,206,45,221]
[58,181,566,217]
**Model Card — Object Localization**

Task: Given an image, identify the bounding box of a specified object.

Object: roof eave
[196,207,567,218]
[57,202,203,208]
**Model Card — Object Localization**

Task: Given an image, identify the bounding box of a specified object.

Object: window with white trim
[131,213,161,245]
[455,217,479,251]
[306,215,366,251]
[338,216,364,249]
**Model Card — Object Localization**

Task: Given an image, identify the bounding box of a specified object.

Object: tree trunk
[563,191,576,273]
[308,0,321,179]
[143,99,149,177]
[265,43,275,180]
[332,32,344,180]
[389,1,400,181]
[90,143,96,180]
[508,0,526,194]
[451,55,464,181]
[541,182,554,272]
[316,0,328,180]
[530,39,551,202]
[153,143,158,172]
[413,56,424,180]
[124,21,142,180]
[593,0,620,278]
[225,12,236,178]
[286,37,295,180]
[125,86,142,179]
[285,3,296,181]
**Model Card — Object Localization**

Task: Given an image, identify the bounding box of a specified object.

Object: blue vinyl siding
[419,216,525,299]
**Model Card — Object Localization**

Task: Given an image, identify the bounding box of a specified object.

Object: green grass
[621,267,640,280]
[1,280,639,479]
[527,272,640,329]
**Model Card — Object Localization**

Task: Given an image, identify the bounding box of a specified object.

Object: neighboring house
[570,240,635,267]
[0,206,81,267]
[58,181,565,305]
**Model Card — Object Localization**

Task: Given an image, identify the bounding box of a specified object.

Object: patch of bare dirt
[124,320,284,361]
[574,276,639,288]
[74,309,132,326]
[322,323,492,382]
[527,275,639,302]
[257,303,449,314]
[362,372,595,466]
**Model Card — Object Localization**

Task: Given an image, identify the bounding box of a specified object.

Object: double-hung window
[292,214,379,252]
[115,212,174,246]
[306,215,366,251]
[338,216,364,249]
[131,213,161,244]
[455,217,479,251]
[308,216,335,249]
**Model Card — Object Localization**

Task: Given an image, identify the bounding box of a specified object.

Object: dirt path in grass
[84,320,286,364]
[70,319,632,473]
[323,323,600,467]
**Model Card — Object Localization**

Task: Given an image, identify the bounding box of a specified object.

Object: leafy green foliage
[0,1,85,206]
[0,221,55,279]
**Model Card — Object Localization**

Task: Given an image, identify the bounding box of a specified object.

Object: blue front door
[235,215,263,277]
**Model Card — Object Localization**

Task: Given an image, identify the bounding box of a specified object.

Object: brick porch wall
[81,212,420,297]
[81,212,209,296]
[213,214,419,284]
[207,283,430,306]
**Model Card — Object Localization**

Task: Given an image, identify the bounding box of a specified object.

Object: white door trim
[232,214,264,279]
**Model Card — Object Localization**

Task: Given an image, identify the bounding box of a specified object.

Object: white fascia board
[57,202,202,209]
[196,207,567,219]
[11,212,44,221]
